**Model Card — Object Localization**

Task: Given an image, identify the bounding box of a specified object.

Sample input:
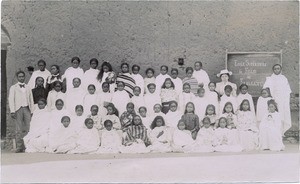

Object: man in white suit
[9,71,33,152]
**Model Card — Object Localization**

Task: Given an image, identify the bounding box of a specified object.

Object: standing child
[63,57,84,92]
[192,61,210,92]
[96,120,122,154]
[131,64,145,95]
[31,77,48,112]
[160,78,178,114]
[111,81,130,115]
[194,87,208,121]
[214,117,242,152]
[120,102,136,130]
[170,68,183,96]
[180,102,200,140]
[165,101,182,129]
[172,120,195,153]
[178,83,196,113]
[83,84,99,113]
[9,71,33,152]
[219,85,238,115]
[149,116,172,153]
[82,58,100,91]
[65,78,85,115]
[28,59,51,89]
[204,104,219,129]
[120,115,150,153]
[131,86,145,113]
[194,117,215,153]
[144,68,156,94]
[47,81,65,111]
[47,116,77,154]
[138,106,151,130]
[259,99,284,151]
[237,84,255,116]
[256,88,272,123]
[101,103,121,130]
[24,99,50,153]
[182,67,199,96]
[236,99,259,151]
[144,83,161,116]
[69,118,100,154]
[155,65,171,94]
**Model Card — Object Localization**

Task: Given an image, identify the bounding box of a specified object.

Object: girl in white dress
[87,105,102,131]
[219,85,238,114]
[97,61,116,93]
[214,117,242,152]
[263,64,292,135]
[144,68,156,94]
[256,88,273,123]
[220,102,238,129]
[97,120,122,154]
[165,101,182,129]
[69,118,100,154]
[101,103,121,131]
[259,99,285,151]
[160,78,178,114]
[155,65,171,94]
[204,104,219,129]
[47,81,65,111]
[63,57,84,92]
[237,84,255,116]
[24,99,51,153]
[178,83,196,113]
[111,81,130,116]
[49,99,69,133]
[192,61,210,92]
[97,82,113,117]
[131,86,145,113]
[170,68,183,96]
[236,99,259,151]
[194,117,215,153]
[71,105,87,130]
[171,120,195,153]
[82,58,100,91]
[206,82,220,116]
[144,83,161,116]
[48,116,77,154]
[194,87,209,121]
[65,78,85,115]
[138,106,151,130]
[83,84,100,114]
[131,64,145,95]
[149,116,172,153]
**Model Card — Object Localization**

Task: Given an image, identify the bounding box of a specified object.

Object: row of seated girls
[21,58,289,154]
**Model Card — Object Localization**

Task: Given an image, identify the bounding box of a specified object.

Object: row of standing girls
[9,57,291,153]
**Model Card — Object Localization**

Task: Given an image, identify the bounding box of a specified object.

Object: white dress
[237,93,255,116]
[83,93,100,114]
[194,127,215,152]
[236,110,259,151]
[165,110,182,129]
[28,69,51,89]
[263,73,292,134]
[205,91,220,116]
[171,77,183,96]
[132,73,145,95]
[214,128,242,152]
[144,92,161,116]
[155,73,171,94]
[82,68,100,91]
[194,97,209,121]
[47,124,78,153]
[97,91,113,116]
[192,69,210,92]
[101,114,121,130]
[88,114,102,130]
[172,129,195,153]
[178,92,196,113]
[96,129,122,153]
[259,111,285,151]
[144,77,156,94]
[47,90,66,111]
[63,67,84,92]
[24,109,51,153]
[131,95,145,113]
[141,116,152,130]
[219,95,238,114]
[65,87,86,115]
[70,114,87,130]
[149,126,172,153]
[68,127,100,154]
[49,109,70,133]
[111,90,130,116]
[256,97,272,122]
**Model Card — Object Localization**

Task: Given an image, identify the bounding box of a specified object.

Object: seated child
[160,78,178,114]
[48,116,77,154]
[96,120,122,154]
[144,68,156,94]
[68,118,100,154]
[237,84,255,116]
[165,101,182,129]
[144,83,161,116]
[219,85,238,114]
[70,105,87,130]
[131,64,145,95]
[49,99,69,133]
[256,88,272,123]
[83,84,99,114]
[194,87,208,121]
[149,116,172,153]
[172,120,195,153]
[131,86,145,113]
[120,102,136,130]
[180,102,200,140]
[87,105,101,131]
[178,83,196,113]
[182,67,199,96]
[150,104,166,122]
[31,77,49,112]
[111,81,130,116]
[213,117,242,152]
[65,78,85,115]
[97,82,113,117]
[120,115,150,153]
[170,68,183,96]
[138,106,151,130]
[155,65,171,94]
[194,117,215,153]
[205,82,220,114]
[204,104,219,129]
[47,81,65,111]
[101,103,121,131]
[24,99,50,153]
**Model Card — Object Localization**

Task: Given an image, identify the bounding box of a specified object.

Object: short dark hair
[145,68,155,74]
[71,57,81,64]
[132,64,140,71]
[90,58,99,66]
[239,84,248,90]
[185,67,193,73]
[121,62,129,68]
[37,59,46,66]
[55,99,64,105]
[104,120,113,127]
[171,68,178,74]
[16,70,25,77]
[75,105,83,111]
[161,65,168,71]
[61,116,70,123]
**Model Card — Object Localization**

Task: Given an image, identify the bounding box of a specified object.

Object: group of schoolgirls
[11,57,289,153]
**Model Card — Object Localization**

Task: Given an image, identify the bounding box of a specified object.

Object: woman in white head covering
[215,69,237,97]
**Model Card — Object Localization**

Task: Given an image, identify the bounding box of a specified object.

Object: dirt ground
[1,144,299,183]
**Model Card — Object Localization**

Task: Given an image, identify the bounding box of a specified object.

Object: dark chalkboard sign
[226,51,282,97]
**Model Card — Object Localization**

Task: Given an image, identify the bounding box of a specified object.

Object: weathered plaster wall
[2,1,299,92]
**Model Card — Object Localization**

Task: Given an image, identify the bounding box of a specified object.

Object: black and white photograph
[1,0,299,183]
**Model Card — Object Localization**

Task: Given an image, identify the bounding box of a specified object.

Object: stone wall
[2,1,299,93]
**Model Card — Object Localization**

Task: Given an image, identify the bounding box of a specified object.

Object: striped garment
[116,73,136,97]
[182,77,199,96]
[123,125,150,146]
[120,111,136,129]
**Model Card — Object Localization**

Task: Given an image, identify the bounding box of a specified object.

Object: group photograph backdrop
[1,1,299,141]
